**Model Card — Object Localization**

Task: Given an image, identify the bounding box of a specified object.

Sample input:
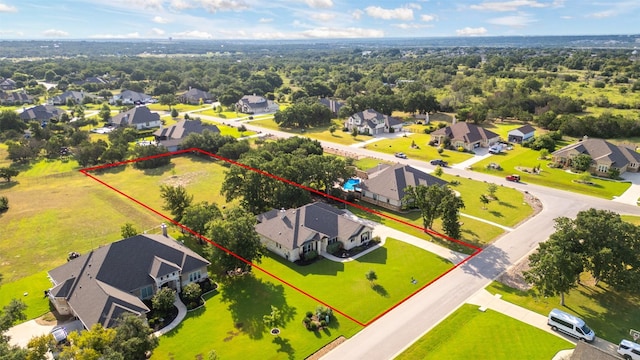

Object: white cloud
[587,1,640,19]
[259,18,273,23]
[199,0,249,12]
[301,27,384,38]
[421,14,436,21]
[172,30,214,39]
[395,23,434,29]
[407,3,422,10]
[456,27,488,36]
[152,16,170,24]
[470,0,558,12]
[150,28,165,36]
[126,0,164,10]
[588,10,615,19]
[561,15,572,19]
[42,29,69,37]
[487,14,536,27]
[0,3,17,12]
[311,13,334,22]
[365,6,414,21]
[352,9,364,20]
[306,0,333,9]
[0,30,23,36]
[90,32,142,39]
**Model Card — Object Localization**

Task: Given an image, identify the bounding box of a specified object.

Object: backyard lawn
[396,304,573,360]
[362,134,474,165]
[472,145,631,199]
[486,276,640,343]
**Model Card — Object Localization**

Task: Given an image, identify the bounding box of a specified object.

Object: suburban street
[194,114,640,358]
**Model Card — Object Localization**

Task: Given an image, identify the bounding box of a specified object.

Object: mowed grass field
[396,304,573,360]
[363,133,474,164]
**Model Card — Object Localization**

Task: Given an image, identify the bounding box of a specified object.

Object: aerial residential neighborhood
[1,13,640,360]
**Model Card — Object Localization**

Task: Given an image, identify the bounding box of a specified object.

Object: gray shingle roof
[360,163,448,202]
[182,88,213,103]
[255,202,368,250]
[110,106,160,126]
[48,234,210,329]
[153,119,219,140]
[352,109,402,128]
[509,124,536,135]
[431,122,499,144]
[19,105,65,121]
[552,138,640,168]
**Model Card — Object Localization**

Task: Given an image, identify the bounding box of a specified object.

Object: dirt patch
[496,257,532,292]
[306,336,347,360]
[160,171,207,187]
[513,190,543,228]
[35,311,72,326]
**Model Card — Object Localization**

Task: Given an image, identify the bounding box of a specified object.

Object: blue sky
[0,0,638,40]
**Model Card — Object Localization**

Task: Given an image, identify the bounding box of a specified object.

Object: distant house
[47,90,95,105]
[19,105,65,122]
[153,119,220,152]
[47,232,210,329]
[0,90,34,105]
[551,136,640,176]
[180,88,214,104]
[111,90,153,105]
[358,163,448,211]
[508,124,536,143]
[430,122,500,151]
[0,78,17,90]
[109,106,161,130]
[73,76,109,87]
[255,202,374,263]
[235,95,279,114]
[318,98,344,117]
[345,109,403,135]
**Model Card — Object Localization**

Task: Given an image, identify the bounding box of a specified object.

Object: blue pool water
[343,178,361,191]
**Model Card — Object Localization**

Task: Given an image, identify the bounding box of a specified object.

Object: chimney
[161,223,168,237]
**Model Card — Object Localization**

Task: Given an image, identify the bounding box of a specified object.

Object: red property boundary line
[80,148,483,327]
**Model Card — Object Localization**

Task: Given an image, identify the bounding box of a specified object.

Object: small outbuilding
[508,124,536,144]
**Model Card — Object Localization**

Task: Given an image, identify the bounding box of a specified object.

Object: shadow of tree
[272,336,295,360]
[460,245,510,280]
[355,246,388,264]
[265,252,345,276]
[219,274,297,339]
[371,283,389,297]
[489,210,504,218]
[143,162,176,176]
[497,201,516,209]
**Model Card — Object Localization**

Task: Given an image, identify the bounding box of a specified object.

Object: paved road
[196,114,639,359]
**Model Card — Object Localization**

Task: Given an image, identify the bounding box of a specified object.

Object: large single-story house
[235,95,279,114]
[358,163,448,211]
[0,90,34,105]
[318,98,344,117]
[19,105,65,122]
[255,202,373,263]
[430,122,500,151]
[47,90,95,106]
[180,88,214,104]
[345,109,403,135]
[111,90,153,105]
[508,124,536,143]
[551,137,640,176]
[153,119,220,152]
[47,231,210,329]
[109,106,162,130]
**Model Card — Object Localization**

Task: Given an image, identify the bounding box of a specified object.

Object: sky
[0,0,638,40]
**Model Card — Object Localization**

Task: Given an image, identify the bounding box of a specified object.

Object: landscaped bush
[0,196,8,213]
[304,250,318,261]
[326,241,343,255]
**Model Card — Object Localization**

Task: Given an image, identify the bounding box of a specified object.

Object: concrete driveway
[613,172,640,206]
[6,318,83,348]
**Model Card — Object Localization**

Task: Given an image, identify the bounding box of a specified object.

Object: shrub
[303,317,311,325]
[457,146,465,152]
[306,311,313,318]
[182,282,202,304]
[320,320,327,327]
[326,241,343,255]
[371,236,381,244]
[0,196,8,213]
[304,250,318,261]
[437,147,444,154]
[309,322,318,331]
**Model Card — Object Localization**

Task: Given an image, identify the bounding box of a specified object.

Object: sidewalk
[451,148,493,170]
[153,294,187,337]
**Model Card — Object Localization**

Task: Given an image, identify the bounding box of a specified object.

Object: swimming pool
[343,178,361,191]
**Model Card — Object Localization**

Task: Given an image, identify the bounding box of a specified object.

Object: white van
[618,339,640,360]
[547,308,595,342]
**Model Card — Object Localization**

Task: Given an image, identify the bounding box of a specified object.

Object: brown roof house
[345,109,403,135]
[255,202,374,263]
[153,119,220,152]
[109,106,162,130]
[358,163,448,211]
[47,231,210,329]
[180,88,214,104]
[551,136,640,176]
[235,95,279,114]
[430,122,499,151]
[508,124,536,143]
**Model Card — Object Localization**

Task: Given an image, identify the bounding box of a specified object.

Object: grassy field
[621,215,640,225]
[249,118,367,146]
[396,304,573,360]
[486,276,640,343]
[471,145,631,199]
[0,271,52,320]
[363,133,474,165]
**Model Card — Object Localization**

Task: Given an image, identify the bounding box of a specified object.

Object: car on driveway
[51,326,68,344]
[506,174,521,182]
[430,159,448,166]
[394,152,407,159]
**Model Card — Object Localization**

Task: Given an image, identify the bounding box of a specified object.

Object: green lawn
[471,145,631,199]
[363,134,474,165]
[486,277,640,343]
[250,118,366,146]
[354,157,392,171]
[0,271,52,320]
[256,238,452,323]
[621,215,640,225]
[396,304,573,360]
[153,274,363,360]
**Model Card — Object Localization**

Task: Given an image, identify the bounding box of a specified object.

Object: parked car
[394,152,407,159]
[430,159,448,166]
[51,326,68,345]
[618,339,640,360]
[505,174,521,182]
